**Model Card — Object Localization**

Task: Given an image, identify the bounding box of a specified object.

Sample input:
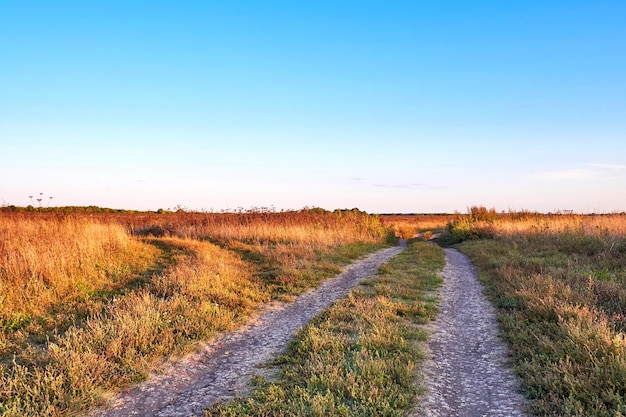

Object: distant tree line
[0,205,147,214]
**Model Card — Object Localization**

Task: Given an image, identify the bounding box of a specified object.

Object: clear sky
[1,1,625,213]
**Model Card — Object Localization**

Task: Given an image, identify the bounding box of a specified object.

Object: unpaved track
[90,245,404,417]
[416,248,528,417]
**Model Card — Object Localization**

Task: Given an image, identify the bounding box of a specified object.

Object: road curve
[89,244,405,417]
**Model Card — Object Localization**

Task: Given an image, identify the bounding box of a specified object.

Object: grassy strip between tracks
[205,241,445,417]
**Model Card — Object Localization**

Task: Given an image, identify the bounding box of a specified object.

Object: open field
[444,210,626,416]
[205,241,445,416]
[0,209,391,417]
[379,214,455,239]
[8,206,626,416]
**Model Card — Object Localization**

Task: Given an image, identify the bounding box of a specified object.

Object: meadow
[379,214,454,239]
[205,241,445,416]
[0,208,392,417]
[444,208,626,416]
[7,206,624,416]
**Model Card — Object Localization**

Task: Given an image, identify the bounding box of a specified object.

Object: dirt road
[89,244,404,417]
[415,248,528,417]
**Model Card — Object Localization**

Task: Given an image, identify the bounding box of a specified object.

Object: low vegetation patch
[205,241,445,417]
[1,237,268,416]
[0,215,161,358]
[0,209,391,416]
[444,209,626,416]
[379,214,454,239]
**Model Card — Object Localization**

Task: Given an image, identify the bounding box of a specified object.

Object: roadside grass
[0,210,391,417]
[129,209,393,299]
[444,210,626,416]
[205,241,445,417]
[0,215,160,358]
[224,239,388,300]
[0,237,268,417]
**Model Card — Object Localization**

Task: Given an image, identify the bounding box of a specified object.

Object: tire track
[89,244,404,417]
[415,248,528,417]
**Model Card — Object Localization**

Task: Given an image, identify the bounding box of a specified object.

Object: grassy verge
[450,223,626,416]
[0,238,269,417]
[226,240,390,301]
[205,241,445,417]
[0,211,392,416]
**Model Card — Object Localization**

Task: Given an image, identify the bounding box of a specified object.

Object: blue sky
[1,1,625,213]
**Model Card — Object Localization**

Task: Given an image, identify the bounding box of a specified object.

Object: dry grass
[0,209,391,417]
[205,241,445,417]
[379,215,454,239]
[0,214,160,357]
[129,210,387,243]
[498,213,626,237]
[446,210,626,416]
[443,209,626,243]
[131,210,391,297]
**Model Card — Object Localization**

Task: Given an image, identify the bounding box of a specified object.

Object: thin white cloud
[372,182,426,189]
[370,182,449,190]
[531,168,614,181]
[587,163,626,170]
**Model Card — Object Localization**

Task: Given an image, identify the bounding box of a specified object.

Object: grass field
[8,206,624,416]
[205,241,445,417]
[444,210,626,416]
[379,214,454,239]
[0,209,391,417]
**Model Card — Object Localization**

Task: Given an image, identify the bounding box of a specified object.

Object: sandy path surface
[415,248,528,417]
[89,244,404,417]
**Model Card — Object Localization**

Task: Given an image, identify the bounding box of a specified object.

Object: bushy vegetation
[205,241,445,417]
[379,214,454,239]
[0,209,391,417]
[443,208,626,416]
[442,207,626,243]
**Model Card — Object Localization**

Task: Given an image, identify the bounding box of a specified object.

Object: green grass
[0,239,392,417]
[457,233,626,416]
[205,241,445,417]
[225,240,390,300]
[1,238,390,415]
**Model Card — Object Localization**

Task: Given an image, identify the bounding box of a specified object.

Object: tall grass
[443,208,626,244]
[129,209,388,244]
[379,215,453,239]
[0,214,159,356]
[131,210,392,297]
[1,236,268,416]
[445,210,626,416]
[0,209,392,416]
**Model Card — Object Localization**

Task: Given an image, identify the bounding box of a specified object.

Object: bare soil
[415,248,528,417]
[88,244,405,417]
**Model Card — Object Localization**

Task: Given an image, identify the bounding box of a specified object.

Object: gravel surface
[415,248,528,417]
[89,244,404,417]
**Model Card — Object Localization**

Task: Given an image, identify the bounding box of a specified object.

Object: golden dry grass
[488,213,626,237]
[447,210,626,415]
[379,215,454,239]
[0,209,391,416]
[0,214,160,356]
[444,210,626,244]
